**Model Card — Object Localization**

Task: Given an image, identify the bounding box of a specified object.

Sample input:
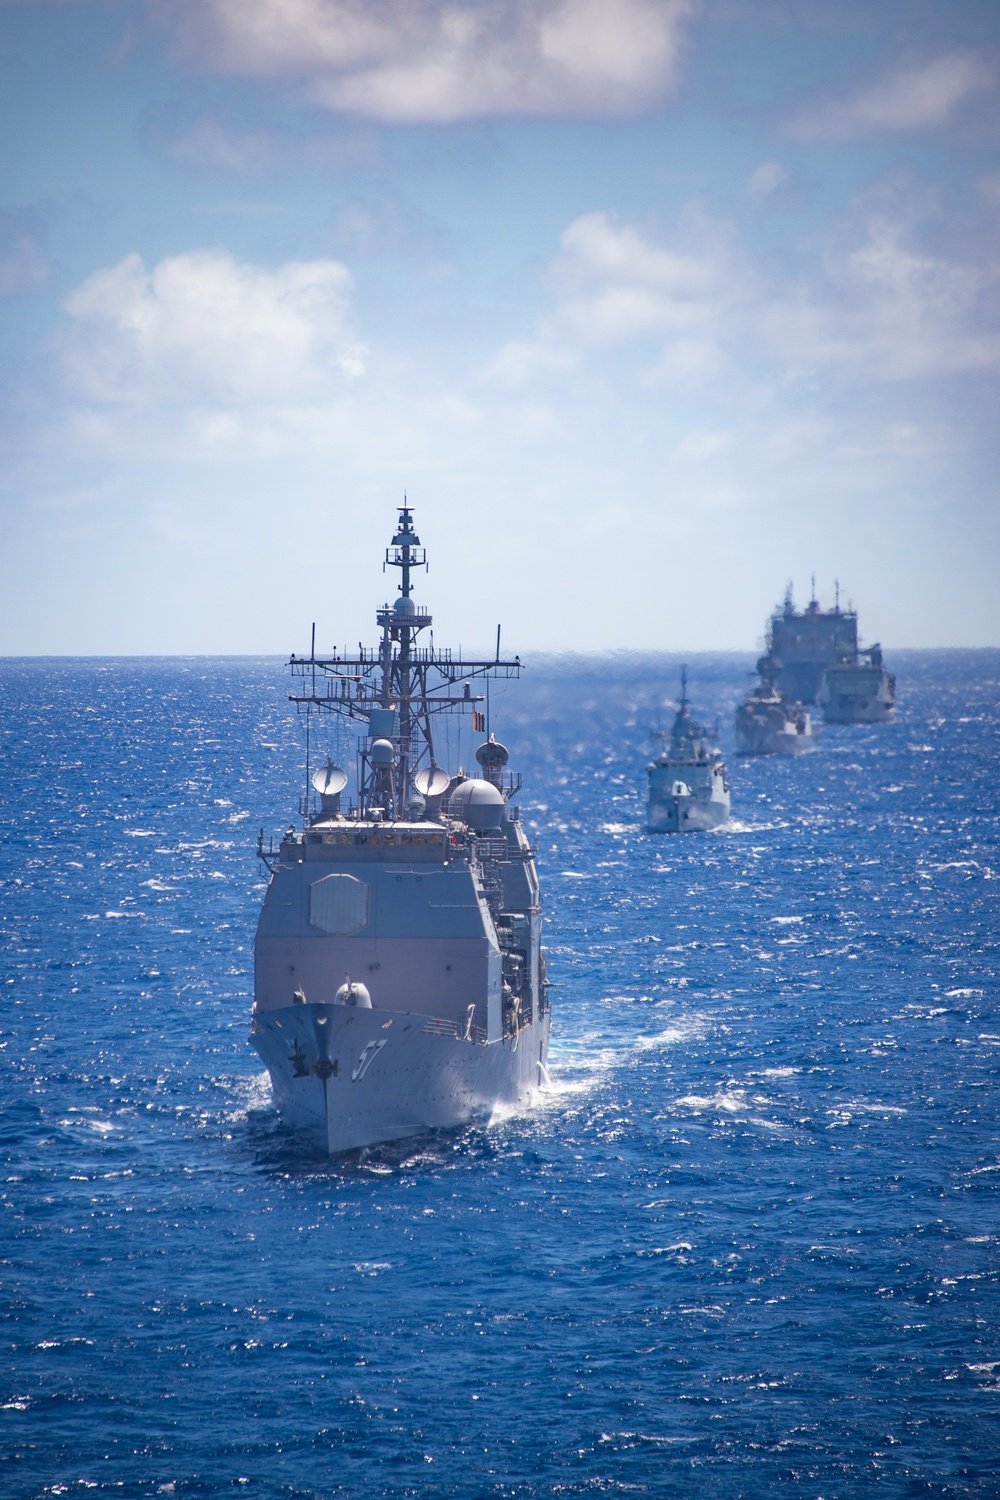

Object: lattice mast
[288,506,521,820]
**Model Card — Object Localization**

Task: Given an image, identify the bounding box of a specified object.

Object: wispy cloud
[486,205,741,383]
[0,212,49,298]
[767,215,1000,379]
[790,50,996,143]
[52,246,493,471]
[746,160,788,200]
[165,117,379,176]
[161,0,693,122]
[62,249,365,418]
[488,187,1000,389]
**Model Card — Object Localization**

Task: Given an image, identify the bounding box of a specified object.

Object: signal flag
[473,710,485,733]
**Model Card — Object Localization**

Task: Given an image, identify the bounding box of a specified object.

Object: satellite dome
[394,596,416,617]
[414,765,450,798]
[448,778,505,831]
[370,738,395,765]
[312,760,348,797]
[475,738,509,771]
[334,980,372,1008]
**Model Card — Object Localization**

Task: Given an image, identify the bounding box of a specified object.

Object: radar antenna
[288,505,522,821]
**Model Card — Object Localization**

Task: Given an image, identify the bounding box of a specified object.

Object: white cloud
[747,160,788,199]
[164,0,693,122]
[487,206,741,384]
[766,217,1000,380]
[483,337,576,386]
[62,249,365,410]
[489,190,1000,392]
[8,227,999,654]
[52,246,507,478]
[791,51,996,143]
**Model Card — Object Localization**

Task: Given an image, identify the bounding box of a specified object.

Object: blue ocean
[2,650,998,1499]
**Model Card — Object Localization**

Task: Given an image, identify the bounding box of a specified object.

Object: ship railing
[420,1016,488,1045]
[473,836,509,862]
[376,607,433,629]
[292,646,456,669]
[256,828,279,873]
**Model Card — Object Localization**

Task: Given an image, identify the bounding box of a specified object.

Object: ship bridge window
[309,873,369,934]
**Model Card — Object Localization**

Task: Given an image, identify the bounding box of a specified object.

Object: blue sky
[1,0,998,654]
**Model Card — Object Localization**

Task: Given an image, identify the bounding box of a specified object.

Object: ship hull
[646,790,730,833]
[822,703,893,725]
[821,696,894,725]
[735,727,818,755]
[251,1002,550,1154]
[820,666,895,725]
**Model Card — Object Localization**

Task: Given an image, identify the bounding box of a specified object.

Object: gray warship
[735,679,818,756]
[819,642,896,724]
[757,581,895,725]
[251,506,550,1155]
[647,669,730,832]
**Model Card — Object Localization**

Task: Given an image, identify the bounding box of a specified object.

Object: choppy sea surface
[1,650,998,1500]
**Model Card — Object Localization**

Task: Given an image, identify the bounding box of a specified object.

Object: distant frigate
[735,671,819,757]
[251,507,550,1154]
[647,669,731,832]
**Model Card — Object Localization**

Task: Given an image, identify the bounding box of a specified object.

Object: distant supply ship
[819,642,895,724]
[251,507,550,1155]
[756,581,895,725]
[735,679,819,756]
[647,669,730,832]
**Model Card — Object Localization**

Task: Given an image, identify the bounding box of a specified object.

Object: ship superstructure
[761,582,857,705]
[647,669,730,832]
[756,581,895,725]
[251,507,550,1154]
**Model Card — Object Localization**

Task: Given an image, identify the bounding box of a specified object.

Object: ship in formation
[735,678,818,756]
[647,668,730,833]
[735,581,895,751]
[251,507,550,1155]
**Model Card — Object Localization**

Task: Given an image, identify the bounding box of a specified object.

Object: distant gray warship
[758,582,895,725]
[647,670,730,832]
[735,679,818,756]
[251,507,550,1155]
[819,642,896,724]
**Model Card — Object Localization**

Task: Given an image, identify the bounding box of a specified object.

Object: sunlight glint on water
[1,650,998,1499]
